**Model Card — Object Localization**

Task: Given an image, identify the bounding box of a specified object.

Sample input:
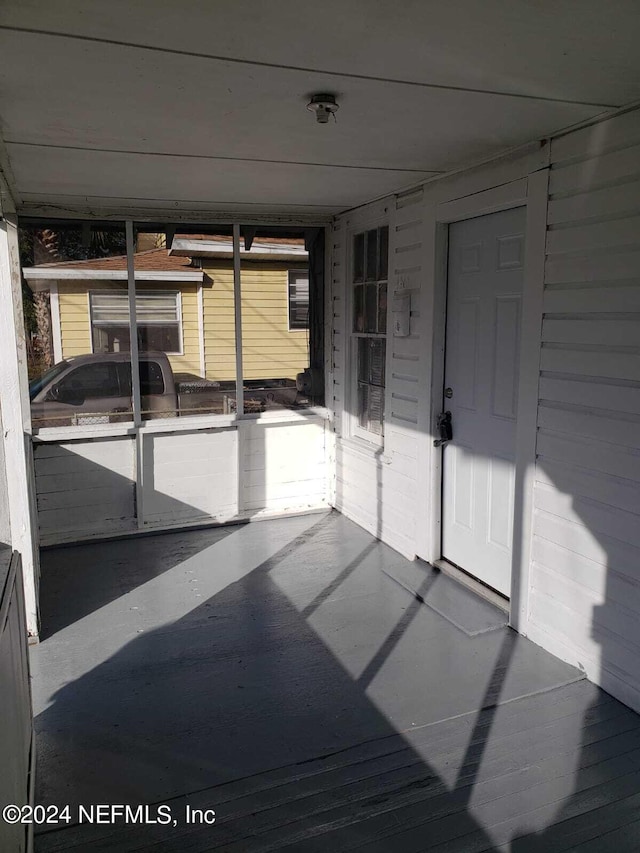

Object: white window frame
[347,223,389,448]
[287,268,309,332]
[89,288,184,356]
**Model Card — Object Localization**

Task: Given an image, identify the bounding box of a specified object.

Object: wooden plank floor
[30,512,640,851]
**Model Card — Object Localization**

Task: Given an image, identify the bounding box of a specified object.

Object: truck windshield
[29,361,69,401]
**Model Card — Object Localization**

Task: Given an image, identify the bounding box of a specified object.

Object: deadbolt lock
[444,387,453,398]
[434,411,453,447]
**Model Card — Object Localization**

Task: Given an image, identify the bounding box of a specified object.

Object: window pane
[353,232,365,283]
[56,363,120,398]
[20,218,132,430]
[368,385,384,435]
[138,325,181,353]
[358,382,369,430]
[365,229,378,281]
[378,226,389,281]
[91,291,181,355]
[365,283,378,333]
[353,284,365,333]
[357,338,385,437]
[92,324,131,353]
[90,291,131,324]
[369,339,386,387]
[119,359,172,417]
[139,361,165,395]
[377,282,387,334]
[358,337,369,383]
[43,361,131,426]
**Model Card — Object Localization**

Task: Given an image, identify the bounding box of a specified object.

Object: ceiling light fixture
[307,93,339,124]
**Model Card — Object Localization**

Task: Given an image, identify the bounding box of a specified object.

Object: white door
[441,207,525,596]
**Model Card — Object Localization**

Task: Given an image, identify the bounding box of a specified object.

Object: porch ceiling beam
[15,204,334,227]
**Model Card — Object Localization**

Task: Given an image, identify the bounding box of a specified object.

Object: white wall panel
[34,437,136,544]
[527,108,640,713]
[330,194,423,559]
[142,428,238,527]
[240,418,328,514]
[34,418,328,543]
[0,553,32,853]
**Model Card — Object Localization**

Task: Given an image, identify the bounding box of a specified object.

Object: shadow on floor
[30,513,640,851]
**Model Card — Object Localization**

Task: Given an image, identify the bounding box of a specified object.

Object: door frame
[422,171,549,630]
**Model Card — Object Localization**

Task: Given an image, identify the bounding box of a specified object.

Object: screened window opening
[239,227,320,414]
[288,270,309,330]
[352,226,388,439]
[19,218,134,430]
[22,219,324,429]
[90,290,182,354]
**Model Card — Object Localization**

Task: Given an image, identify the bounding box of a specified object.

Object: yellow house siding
[57,281,201,375]
[201,261,308,382]
[58,283,92,356]
[54,260,308,384]
[202,263,236,382]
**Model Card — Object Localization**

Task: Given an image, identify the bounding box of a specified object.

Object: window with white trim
[90,290,182,354]
[288,269,309,330]
[352,226,388,439]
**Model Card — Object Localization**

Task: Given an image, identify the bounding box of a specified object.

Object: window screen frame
[88,288,184,356]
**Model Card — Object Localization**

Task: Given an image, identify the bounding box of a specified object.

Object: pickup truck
[29,352,305,428]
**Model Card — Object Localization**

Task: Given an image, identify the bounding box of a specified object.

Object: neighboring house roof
[22,248,204,285]
[23,239,308,286]
[26,248,195,273]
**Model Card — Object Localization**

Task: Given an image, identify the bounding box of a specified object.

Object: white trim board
[197,282,206,378]
[49,282,63,363]
[23,269,204,282]
[171,237,308,259]
[510,169,549,633]
[0,215,40,637]
[411,172,549,638]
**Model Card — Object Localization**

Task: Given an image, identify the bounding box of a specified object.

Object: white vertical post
[125,220,145,529]
[0,214,40,637]
[49,282,63,363]
[125,220,142,426]
[233,223,244,416]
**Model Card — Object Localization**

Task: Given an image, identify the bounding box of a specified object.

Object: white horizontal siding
[142,429,238,526]
[527,108,640,712]
[240,419,328,514]
[34,437,136,544]
[0,554,32,853]
[330,195,423,559]
[34,419,328,543]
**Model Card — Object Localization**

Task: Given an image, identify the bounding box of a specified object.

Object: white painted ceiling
[1,0,640,220]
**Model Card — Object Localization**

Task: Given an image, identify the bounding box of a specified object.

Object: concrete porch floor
[30,511,640,852]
